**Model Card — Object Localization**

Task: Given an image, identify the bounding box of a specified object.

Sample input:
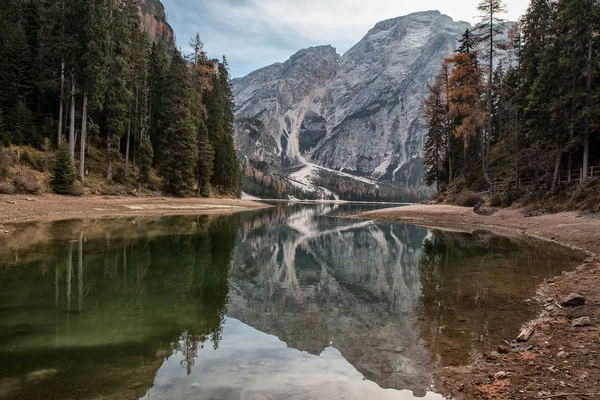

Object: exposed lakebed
[0,203,584,399]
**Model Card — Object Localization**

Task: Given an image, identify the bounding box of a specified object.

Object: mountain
[233,11,470,201]
[137,0,175,48]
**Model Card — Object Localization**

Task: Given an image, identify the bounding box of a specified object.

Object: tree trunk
[448,135,453,182]
[69,72,76,161]
[79,92,88,181]
[462,136,468,185]
[551,144,563,194]
[515,111,519,187]
[57,60,65,143]
[582,10,593,183]
[483,10,494,188]
[106,132,112,180]
[124,105,132,178]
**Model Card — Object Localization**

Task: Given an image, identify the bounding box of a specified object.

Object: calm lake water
[0,203,584,400]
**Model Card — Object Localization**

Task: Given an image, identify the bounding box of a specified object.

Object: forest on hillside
[0,0,238,197]
[423,0,599,208]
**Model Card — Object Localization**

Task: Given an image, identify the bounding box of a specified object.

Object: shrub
[489,194,503,207]
[0,150,14,179]
[455,190,483,207]
[70,180,84,196]
[20,150,43,172]
[51,141,76,194]
[13,171,42,194]
[0,182,16,194]
[503,188,525,207]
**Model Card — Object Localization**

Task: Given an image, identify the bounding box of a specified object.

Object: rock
[6,201,15,204]
[572,317,591,327]
[497,345,510,354]
[560,293,586,307]
[557,351,568,358]
[26,369,57,382]
[495,371,509,379]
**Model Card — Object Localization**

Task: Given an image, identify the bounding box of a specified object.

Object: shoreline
[0,194,270,226]
[359,205,600,399]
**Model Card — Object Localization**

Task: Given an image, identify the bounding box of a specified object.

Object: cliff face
[137,0,175,48]
[233,11,470,199]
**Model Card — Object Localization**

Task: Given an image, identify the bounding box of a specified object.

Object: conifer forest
[0,0,239,196]
[423,0,600,202]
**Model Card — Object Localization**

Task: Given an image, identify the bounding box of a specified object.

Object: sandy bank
[0,194,270,225]
[361,204,600,400]
[361,204,600,255]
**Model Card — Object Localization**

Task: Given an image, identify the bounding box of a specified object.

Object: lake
[0,203,584,400]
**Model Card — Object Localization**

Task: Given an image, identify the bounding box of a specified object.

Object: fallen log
[517,321,537,342]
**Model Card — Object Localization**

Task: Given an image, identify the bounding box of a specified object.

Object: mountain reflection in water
[0,203,584,400]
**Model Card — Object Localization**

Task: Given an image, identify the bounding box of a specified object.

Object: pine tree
[475,0,507,186]
[205,73,227,190]
[148,41,169,165]
[104,0,134,180]
[51,140,76,194]
[196,117,214,197]
[138,133,153,183]
[219,58,239,192]
[160,52,198,195]
[423,74,448,190]
[77,0,109,181]
[446,52,485,185]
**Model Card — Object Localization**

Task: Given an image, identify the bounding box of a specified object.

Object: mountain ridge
[233,11,472,201]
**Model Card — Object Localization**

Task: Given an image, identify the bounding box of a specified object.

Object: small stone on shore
[572,317,591,327]
[495,371,508,379]
[560,293,586,307]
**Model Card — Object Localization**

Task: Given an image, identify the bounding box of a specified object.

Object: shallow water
[0,203,584,400]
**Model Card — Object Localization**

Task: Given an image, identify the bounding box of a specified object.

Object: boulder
[572,317,591,327]
[560,293,586,307]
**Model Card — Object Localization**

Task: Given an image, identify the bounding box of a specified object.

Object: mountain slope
[233,11,470,200]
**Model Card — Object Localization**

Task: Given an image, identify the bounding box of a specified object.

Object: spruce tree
[196,117,214,197]
[51,140,76,194]
[104,0,134,180]
[77,0,110,181]
[475,0,507,186]
[138,133,154,183]
[160,52,198,195]
[148,41,169,165]
[423,71,449,190]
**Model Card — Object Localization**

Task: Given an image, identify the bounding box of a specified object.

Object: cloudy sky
[162,0,529,78]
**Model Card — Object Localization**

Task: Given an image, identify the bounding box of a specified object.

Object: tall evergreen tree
[475,0,507,186]
[160,52,198,195]
[77,0,109,181]
[423,73,449,191]
[104,0,134,180]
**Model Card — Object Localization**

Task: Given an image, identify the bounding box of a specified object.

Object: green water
[0,203,584,400]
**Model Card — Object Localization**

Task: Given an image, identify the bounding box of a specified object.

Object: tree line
[423,0,599,195]
[0,0,238,196]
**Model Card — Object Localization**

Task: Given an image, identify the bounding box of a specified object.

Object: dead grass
[453,190,483,207]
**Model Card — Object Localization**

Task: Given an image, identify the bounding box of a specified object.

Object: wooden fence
[489,164,599,194]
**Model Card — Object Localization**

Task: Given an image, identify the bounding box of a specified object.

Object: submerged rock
[25,369,57,383]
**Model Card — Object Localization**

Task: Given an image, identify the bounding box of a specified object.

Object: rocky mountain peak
[233,11,474,200]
